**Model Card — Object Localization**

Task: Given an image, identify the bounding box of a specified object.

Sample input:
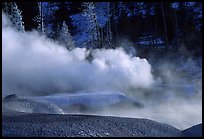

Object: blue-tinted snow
[3,113,186,137]
[138,36,165,47]
[25,90,141,108]
[171,3,179,9]
[2,95,64,114]
[95,2,110,28]
[185,2,196,7]
[3,90,143,114]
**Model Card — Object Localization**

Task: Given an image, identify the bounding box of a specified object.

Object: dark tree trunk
[161,2,168,47]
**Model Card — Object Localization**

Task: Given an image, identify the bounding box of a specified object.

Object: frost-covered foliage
[184,2,202,31]
[134,2,150,17]
[82,2,99,47]
[9,2,25,32]
[191,3,202,31]
[171,2,202,31]
[41,2,55,38]
[95,2,110,28]
[71,2,112,48]
[70,13,93,48]
[171,2,179,10]
[58,21,75,50]
[70,2,99,48]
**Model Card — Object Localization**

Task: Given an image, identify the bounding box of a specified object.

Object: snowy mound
[2,113,184,137]
[2,94,64,114]
[22,91,144,113]
[2,91,143,114]
[2,93,201,137]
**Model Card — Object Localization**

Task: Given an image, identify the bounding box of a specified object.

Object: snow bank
[2,94,64,114]
[2,113,184,137]
[2,91,143,114]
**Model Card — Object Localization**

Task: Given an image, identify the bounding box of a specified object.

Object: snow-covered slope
[2,92,201,137]
[2,94,64,114]
[2,113,184,137]
[2,91,143,114]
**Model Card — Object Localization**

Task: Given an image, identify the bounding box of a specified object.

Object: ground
[2,112,201,137]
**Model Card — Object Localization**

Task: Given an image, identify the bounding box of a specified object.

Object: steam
[97,97,202,130]
[2,13,154,97]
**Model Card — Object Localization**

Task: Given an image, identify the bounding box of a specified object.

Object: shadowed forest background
[2,2,202,58]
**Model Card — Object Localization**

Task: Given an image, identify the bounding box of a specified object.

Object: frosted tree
[33,2,45,34]
[58,21,75,50]
[71,2,112,48]
[10,2,25,32]
[185,2,202,31]
[82,2,100,48]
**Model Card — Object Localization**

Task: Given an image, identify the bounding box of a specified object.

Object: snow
[137,36,165,48]
[185,2,196,7]
[70,13,96,46]
[95,2,110,28]
[171,3,179,9]
[2,95,64,114]
[2,113,185,137]
[2,91,143,114]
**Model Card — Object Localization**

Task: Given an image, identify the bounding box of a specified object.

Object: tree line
[2,2,202,56]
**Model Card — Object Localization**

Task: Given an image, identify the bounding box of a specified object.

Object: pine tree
[58,21,75,50]
[10,2,25,32]
[82,2,100,48]
[50,2,72,39]
[71,2,113,48]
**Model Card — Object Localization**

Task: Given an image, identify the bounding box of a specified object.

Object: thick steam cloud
[2,13,154,97]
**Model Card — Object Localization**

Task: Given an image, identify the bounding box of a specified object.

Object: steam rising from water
[2,13,153,96]
[2,13,202,130]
